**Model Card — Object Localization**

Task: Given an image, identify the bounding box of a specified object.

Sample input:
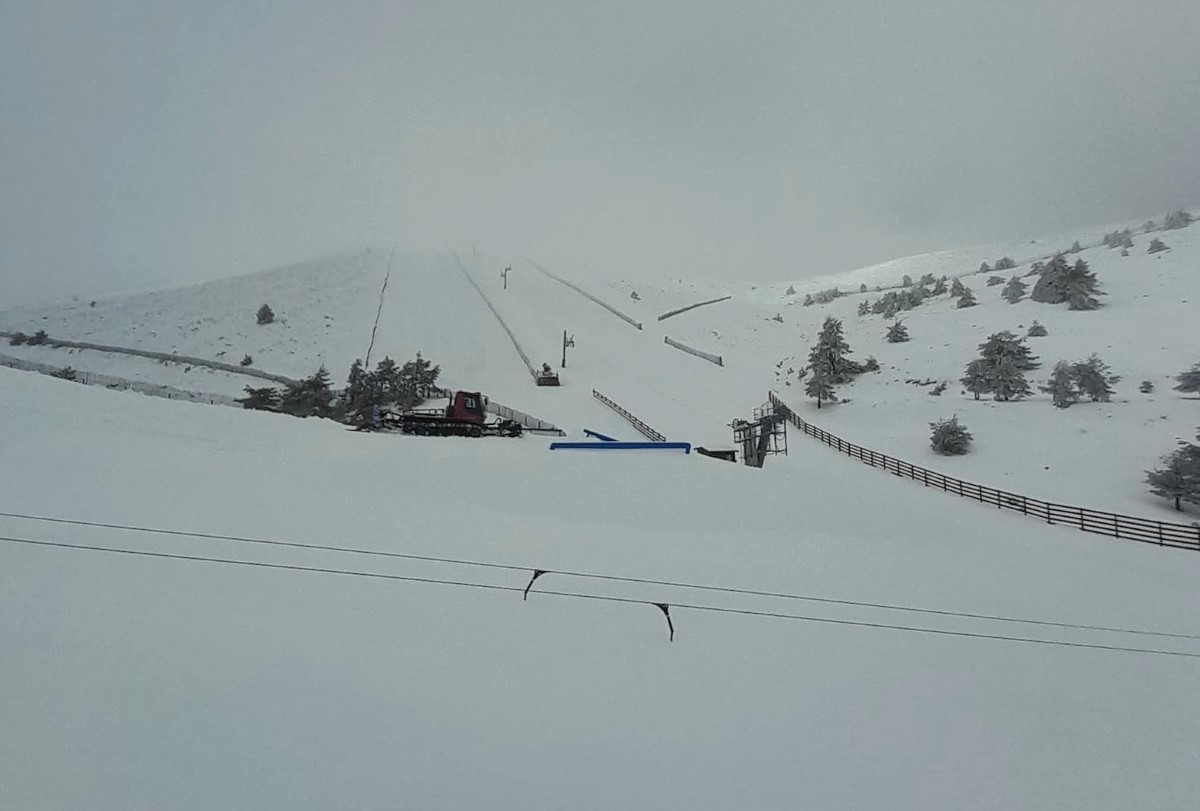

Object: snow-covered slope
[2,216,1198,518]
[2,368,1199,810]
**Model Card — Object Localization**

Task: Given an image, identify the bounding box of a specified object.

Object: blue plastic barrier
[582,428,619,442]
[549,441,691,454]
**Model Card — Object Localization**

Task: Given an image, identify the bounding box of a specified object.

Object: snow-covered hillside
[3,216,1197,517]
[2,366,1199,810]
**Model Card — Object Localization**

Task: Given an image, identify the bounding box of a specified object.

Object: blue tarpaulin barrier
[549,441,691,454]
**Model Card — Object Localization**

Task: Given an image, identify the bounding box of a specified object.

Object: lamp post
[562,331,575,368]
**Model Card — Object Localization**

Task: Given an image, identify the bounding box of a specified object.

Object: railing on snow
[592,389,666,442]
[767,391,1200,551]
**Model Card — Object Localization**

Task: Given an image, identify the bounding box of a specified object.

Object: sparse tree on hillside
[1148,238,1169,254]
[803,293,814,306]
[785,285,797,296]
[930,278,948,295]
[979,331,1040,371]
[901,275,912,287]
[961,359,992,400]
[256,303,275,325]
[240,354,253,367]
[1140,380,1155,394]
[859,283,868,293]
[804,360,835,409]
[994,257,1017,270]
[956,287,978,308]
[991,358,1033,401]
[979,261,991,273]
[1002,276,1027,303]
[919,273,936,286]
[1031,256,1103,309]
[1027,320,1048,337]
[950,278,967,298]
[930,416,973,455]
[238,386,280,411]
[885,321,909,343]
[1146,435,1200,511]
[278,366,333,418]
[1069,240,1082,253]
[1072,354,1115,402]
[1175,364,1200,397]
[1041,361,1079,408]
[1143,220,1157,233]
[857,300,870,317]
[1164,210,1194,230]
[28,330,48,345]
[986,275,1005,286]
[808,316,856,384]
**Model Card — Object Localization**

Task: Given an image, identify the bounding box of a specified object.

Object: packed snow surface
[2,216,1200,808]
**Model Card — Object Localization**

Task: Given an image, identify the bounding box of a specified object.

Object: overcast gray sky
[3,0,1198,305]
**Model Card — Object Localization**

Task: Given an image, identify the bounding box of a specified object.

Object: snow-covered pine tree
[885,321,909,343]
[987,275,1005,286]
[950,277,967,298]
[1041,361,1079,408]
[808,316,856,383]
[1148,238,1169,254]
[804,358,835,408]
[1164,209,1194,230]
[979,261,991,273]
[901,275,912,287]
[256,303,275,325]
[1030,255,1072,304]
[978,331,1040,371]
[1002,276,1027,303]
[990,358,1032,401]
[1146,436,1200,511]
[1174,363,1200,396]
[960,359,992,400]
[995,257,1017,270]
[857,300,870,316]
[930,416,973,455]
[1063,260,1103,310]
[1071,354,1115,402]
[1027,320,1048,337]
[930,278,948,295]
[238,385,280,411]
[956,287,978,308]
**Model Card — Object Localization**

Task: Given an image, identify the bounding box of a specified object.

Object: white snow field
[2,216,1200,809]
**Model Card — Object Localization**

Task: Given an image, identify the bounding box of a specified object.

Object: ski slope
[2,367,1199,810]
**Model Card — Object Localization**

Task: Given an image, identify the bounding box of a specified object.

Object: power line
[3,534,1198,660]
[2,509,1196,642]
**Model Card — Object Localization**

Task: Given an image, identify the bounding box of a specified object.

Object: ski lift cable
[2,533,1198,659]
[0,510,1197,643]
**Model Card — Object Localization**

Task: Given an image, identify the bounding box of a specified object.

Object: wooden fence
[663,336,723,367]
[592,389,666,442]
[767,391,1200,551]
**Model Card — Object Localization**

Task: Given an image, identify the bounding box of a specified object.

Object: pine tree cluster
[1030,256,1104,310]
[1039,354,1116,408]
[1163,210,1194,230]
[1102,228,1134,249]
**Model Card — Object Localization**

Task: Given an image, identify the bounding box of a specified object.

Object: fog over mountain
[3,1,1198,305]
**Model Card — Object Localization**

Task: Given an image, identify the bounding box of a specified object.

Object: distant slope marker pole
[364,248,394,368]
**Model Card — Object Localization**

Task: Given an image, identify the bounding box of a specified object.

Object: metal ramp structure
[732,401,787,468]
